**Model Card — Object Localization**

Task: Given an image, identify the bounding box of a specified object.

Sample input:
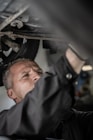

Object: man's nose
[30,74,40,83]
[34,75,40,83]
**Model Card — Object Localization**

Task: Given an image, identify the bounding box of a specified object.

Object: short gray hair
[3,58,43,89]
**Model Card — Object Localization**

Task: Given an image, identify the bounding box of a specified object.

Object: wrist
[65,48,85,74]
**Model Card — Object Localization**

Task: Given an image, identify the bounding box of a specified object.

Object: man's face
[7,61,41,103]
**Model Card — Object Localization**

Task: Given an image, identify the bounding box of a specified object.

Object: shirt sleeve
[0,55,78,138]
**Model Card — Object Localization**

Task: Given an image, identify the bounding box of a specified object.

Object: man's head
[3,58,43,103]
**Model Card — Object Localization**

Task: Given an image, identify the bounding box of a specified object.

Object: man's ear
[7,89,16,100]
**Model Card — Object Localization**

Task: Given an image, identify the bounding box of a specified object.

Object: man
[0,47,92,140]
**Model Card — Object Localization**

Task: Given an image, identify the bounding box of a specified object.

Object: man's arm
[0,48,85,138]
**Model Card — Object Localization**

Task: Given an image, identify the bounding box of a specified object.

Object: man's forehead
[11,60,33,67]
[10,61,33,72]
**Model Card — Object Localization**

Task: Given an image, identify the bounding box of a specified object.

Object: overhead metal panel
[0,0,12,12]
[5,0,27,14]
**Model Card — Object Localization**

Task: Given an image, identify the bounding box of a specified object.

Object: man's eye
[23,73,29,78]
